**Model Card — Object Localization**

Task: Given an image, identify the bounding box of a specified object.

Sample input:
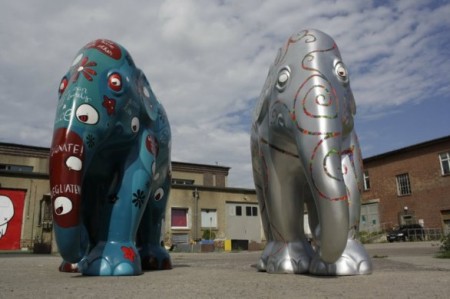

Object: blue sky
[0,0,449,188]
[358,96,450,156]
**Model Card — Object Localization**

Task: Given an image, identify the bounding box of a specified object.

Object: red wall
[0,189,26,250]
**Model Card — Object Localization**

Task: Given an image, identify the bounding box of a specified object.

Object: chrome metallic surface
[251,29,372,275]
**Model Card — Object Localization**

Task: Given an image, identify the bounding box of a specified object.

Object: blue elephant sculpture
[251,29,373,275]
[49,39,172,276]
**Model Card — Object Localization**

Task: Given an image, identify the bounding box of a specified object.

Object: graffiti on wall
[0,195,14,238]
[0,190,25,250]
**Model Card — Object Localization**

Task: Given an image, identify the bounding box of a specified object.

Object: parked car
[387,224,425,242]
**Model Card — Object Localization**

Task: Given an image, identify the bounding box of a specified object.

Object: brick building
[360,135,450,234]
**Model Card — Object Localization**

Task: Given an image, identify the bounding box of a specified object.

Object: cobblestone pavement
[1,241,449,298]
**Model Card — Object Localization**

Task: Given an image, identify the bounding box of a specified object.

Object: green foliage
[436,233,450,258]
[202,230,216,240]
[436,251,450,259]
[359,231,384,244]
[440,233,450,251]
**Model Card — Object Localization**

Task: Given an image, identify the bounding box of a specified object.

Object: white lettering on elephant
[51,184,81,198]
[68,87,92,103]
[50,143,84,157]
[97,44,112,56]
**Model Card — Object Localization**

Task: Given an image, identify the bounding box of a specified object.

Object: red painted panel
[0,189,26,250]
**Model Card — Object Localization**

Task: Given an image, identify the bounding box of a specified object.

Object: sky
[1,0,449,188]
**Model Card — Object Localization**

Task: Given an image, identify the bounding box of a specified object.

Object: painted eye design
[335,63,348,81]
[108,73,122,92]
[276,67,290,92]
[59,77,68,96]
[76,104,99,125]
[131,117,140,133]
[65,156,82,171]
[154,188,164,201]
[54,196,73,216]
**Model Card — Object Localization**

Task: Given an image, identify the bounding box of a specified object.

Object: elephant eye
[59,77,68,97]
[108,73,122,92]
[154,188,164,201]
[131,117,140,133]
[54,196,73,216]
[276,67,290,92]
[76,104,99,125]
[335,62,348,82]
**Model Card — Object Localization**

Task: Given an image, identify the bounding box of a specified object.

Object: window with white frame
[396,173,412,196]
[171,208,189,228]
[201,209,217,228]
[439,152,450,175]
[363,170,370,191]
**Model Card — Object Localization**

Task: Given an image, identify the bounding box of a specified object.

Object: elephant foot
[79,241,142,276]
[59,260,79,273]
[309,239,373,276]
[258,240,313,274]
[139,244,172,271]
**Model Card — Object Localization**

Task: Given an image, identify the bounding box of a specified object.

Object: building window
[439,152,450,175]
[0,164,33,172]
[171,208,189,228]
[246,206,258,216]
[201,209,217,228]
[363,170,370,191]
[396,173,412,196]
[171,178,195,185]
[236,206,242,216]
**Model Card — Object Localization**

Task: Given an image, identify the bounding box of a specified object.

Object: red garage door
[0,189,26,250]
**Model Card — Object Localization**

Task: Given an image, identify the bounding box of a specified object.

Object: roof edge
[363,135,450,162]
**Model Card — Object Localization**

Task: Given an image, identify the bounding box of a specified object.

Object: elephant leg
[253,183,273,272]
[257,142,314,274]
[79,166,150,276]
[310,132,372,275]
[137,172,172,271]
[251,138,273,271]
[253,169,275,272]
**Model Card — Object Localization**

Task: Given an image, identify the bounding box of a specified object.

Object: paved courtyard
[1,241,449,298]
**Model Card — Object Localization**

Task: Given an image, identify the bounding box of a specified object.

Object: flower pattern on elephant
[85,134,95,148]
[132,189,146,209]
[102,96,116,116]
[71,56,97,82]
[121,246,136,262]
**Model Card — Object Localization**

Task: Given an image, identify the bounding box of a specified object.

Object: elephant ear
[139,72,159,121]
[254,48,281,124]
[253,67,273,124]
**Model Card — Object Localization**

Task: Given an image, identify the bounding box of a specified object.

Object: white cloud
[1,0,449,188]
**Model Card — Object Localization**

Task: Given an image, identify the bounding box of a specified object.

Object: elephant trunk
[49,128,87,262]
[317,199,349,263]
[307,138,350,264]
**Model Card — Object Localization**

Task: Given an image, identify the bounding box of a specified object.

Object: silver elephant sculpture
[251,29,373,275]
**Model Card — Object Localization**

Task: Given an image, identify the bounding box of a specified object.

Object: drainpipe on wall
[192,188,199,242]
